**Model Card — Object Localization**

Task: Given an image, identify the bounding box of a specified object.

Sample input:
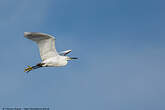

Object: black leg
[25,63,45,73]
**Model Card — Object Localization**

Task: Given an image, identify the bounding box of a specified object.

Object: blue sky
[0,0,165,110]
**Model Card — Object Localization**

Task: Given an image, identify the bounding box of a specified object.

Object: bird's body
[24,32,78,72]
[42,56,68,67]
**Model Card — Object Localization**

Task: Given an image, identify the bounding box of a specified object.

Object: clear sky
[0,0,164,110]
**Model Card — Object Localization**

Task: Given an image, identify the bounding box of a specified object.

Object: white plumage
[24,32,78,72]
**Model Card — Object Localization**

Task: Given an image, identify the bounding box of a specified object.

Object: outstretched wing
[59,50,72,56]
[24,32,58,61]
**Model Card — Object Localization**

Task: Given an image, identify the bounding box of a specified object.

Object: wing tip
[24,32,56,40]
[24,32,31,36]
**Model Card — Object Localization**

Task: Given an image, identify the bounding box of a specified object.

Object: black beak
[70,57,78,60]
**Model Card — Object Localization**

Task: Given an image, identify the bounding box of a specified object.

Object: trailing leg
[24,63,44,73]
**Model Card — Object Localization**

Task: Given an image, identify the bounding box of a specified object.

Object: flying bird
[24,32,78,72]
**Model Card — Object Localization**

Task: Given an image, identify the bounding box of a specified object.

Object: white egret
[24,32,78,72]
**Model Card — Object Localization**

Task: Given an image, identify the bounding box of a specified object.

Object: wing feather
[24,32,58,61]
[59,50,72,56]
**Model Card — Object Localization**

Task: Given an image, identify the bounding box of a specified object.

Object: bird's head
[65,56,78,61]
